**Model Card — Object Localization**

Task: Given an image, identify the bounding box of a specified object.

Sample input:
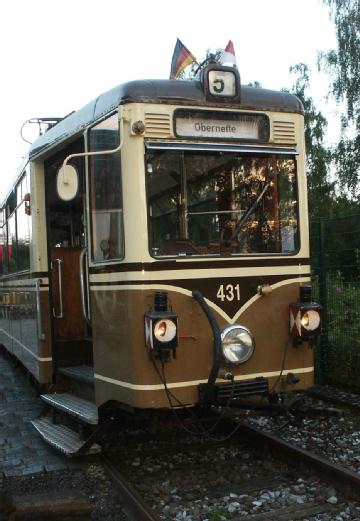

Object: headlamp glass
[221,325,255,364]
[154,319,177,343]
[301,310,321,331]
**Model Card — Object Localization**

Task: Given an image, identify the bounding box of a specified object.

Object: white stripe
[0,328,52,362]
[90,264,310,283]
[95,366,314,391]
[90,276,310,324]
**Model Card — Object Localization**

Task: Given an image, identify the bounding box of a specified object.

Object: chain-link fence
[311,215,360,390]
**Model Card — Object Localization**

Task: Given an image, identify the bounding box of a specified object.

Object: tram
[0,64,321,454]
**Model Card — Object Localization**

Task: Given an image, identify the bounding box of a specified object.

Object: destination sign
[175,110,269,141]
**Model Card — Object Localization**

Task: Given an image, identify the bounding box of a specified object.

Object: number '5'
[213,79,224,93]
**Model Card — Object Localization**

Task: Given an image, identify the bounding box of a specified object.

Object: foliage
[311,214,360,391]
[320,0,360,195]
[317,271,360,390]
[179,48,223,80]
[288,63,334,218]
[210,509,232,521]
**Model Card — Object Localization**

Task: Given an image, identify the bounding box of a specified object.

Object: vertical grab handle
[36,279,45,341]
[80,248,91,325]
[52,258,64,319]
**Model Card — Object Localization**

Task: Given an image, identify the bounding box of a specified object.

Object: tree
[289,63,334,218]
[320,0,360,195]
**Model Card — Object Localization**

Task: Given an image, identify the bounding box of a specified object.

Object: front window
[146,150,299,256]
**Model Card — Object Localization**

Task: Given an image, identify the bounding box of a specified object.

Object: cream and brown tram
[0,65,321,455]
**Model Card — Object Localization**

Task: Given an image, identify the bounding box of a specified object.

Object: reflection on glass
[17,203,31,270]
[0,225,6,274]
[146,151,298,256]
[89,114,123,262]
[7,214,16,272]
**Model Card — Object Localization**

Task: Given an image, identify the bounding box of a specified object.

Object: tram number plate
[216,284,240,302]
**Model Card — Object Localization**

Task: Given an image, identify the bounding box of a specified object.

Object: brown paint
[50,247,88,339]
[89,257,310,275]
[91,279,314,409]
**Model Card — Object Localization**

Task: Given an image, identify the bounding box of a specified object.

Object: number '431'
[216,284,240,302]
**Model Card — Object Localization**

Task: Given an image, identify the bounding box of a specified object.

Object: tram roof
[29,79,304,160]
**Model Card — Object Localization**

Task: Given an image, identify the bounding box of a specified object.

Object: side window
[1,168,31,275]
[0,222,7,275]
[16,202,31,270]
[7,213,16,273]
[88,113,123,262]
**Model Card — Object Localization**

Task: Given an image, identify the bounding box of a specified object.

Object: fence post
[318,218,329,383]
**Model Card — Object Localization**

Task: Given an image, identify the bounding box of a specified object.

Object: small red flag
[220,40,237,66]
[170,38,197,79]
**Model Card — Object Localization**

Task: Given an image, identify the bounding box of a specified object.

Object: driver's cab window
[88,113,124,262]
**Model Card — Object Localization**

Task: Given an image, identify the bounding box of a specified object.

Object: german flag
[170,38,197,80]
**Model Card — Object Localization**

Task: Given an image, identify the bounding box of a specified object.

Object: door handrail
[36,278,45,341]
[52,258,64,319]
[79,248,91,326]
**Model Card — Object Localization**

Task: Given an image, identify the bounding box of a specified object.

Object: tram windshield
[146,150,299,257]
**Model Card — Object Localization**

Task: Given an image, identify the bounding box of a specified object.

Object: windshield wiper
[230,181,270,241]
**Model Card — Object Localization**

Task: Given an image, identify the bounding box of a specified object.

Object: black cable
[269,337,291,395]
[150,352,239,439]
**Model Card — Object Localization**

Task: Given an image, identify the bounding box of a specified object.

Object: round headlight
[154,319,177,343]
[301,310,321,331]
[221,325,255,364]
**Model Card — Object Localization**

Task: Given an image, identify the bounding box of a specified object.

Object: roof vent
[144,112,172,138]
[273,120,296,144]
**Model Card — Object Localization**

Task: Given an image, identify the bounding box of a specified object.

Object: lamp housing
[289,285,322,341]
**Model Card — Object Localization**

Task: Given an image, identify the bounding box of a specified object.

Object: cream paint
[90,264,310,283]
[94,365,314,391]
[85,103,309,268]
[90,276,310,324]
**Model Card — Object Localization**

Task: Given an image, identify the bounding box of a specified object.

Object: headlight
[221,325,255,364]
[301,310,321,331]
[154,319,177,343]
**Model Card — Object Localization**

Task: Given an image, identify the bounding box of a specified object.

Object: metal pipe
[79,248,91,325]
[192,290,222,403]
[52,259,64,319]
[35,279,45,341]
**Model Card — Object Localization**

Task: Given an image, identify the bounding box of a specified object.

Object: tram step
[57,365,94,385]
[31,417,101,457]
[41,393,98,425]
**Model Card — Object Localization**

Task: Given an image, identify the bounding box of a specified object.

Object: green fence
[310,215,360,390]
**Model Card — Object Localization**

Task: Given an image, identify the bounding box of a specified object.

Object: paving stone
[21,465,45,475]
[0,351,72,477]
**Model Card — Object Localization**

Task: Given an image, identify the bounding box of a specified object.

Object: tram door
[45,142,93,370]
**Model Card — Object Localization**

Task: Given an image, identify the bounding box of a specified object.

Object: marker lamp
[145,311,178,351]
[154,319,177,343]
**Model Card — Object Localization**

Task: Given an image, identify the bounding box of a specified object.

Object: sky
[0,0,338,200]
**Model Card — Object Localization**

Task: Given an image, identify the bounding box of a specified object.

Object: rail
[102,456,161,521]
[232,421,360,499]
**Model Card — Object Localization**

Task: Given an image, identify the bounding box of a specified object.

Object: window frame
[0,167,31,276]
[145,146,301,259]
[86,111,125,265]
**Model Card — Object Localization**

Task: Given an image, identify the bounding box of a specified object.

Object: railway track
[232,421,360,499]
[306,385,360,413]
[102,455,161,521]
[99,415,360,520]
